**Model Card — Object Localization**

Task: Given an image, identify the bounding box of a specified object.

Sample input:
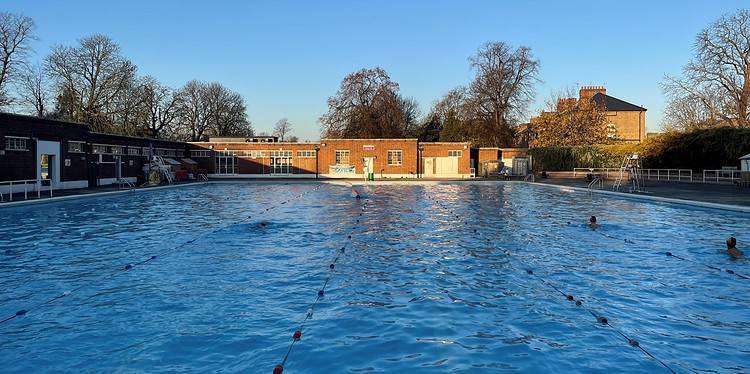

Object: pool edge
[528,181,750,213]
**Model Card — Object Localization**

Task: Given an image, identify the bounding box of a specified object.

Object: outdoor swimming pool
[0,182,748,373]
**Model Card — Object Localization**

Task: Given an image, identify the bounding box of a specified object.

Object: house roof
[591,92,646,112]
[740,153,750,160]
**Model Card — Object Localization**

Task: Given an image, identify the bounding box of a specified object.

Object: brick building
[529,86,647,143]
[2,113,535,194]
[0,113,187,195]
[189,138,474,179]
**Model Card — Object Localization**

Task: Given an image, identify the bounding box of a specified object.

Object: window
[92,144,108,154]
[335,150,350,165]
[68,141,84,153]
[269,150,292,158]
[128,147,140,156]
[387,150,403,166]
[191,150,211,158]
[606,123,618,139]
[447,150,463,157]
[5,136,28,151]
[297,150,316,158]
[111,145,123,155]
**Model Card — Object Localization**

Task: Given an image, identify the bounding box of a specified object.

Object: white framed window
[335,150,350,165]
[269,150,292,158]
[92,144,108,154]
[606,123,618,139]
[448,150,463,157]
[191,150,211,158]
[297,150,316,158]
[68,141,85,153]
[387,150,402,166]
[127,147,140,156]
[111,145,123,155]
[5,136,28,151]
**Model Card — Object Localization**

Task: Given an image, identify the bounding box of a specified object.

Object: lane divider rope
[431,197,677,373]
[273,187,368,374]
[0,184,324,326]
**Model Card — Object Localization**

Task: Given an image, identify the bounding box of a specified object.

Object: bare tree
[174,80,210,141]
[174,80,252,141]
[45,34,137,130]
[319,67,417,138]
[141,76,180,138]
[17,62,47,117]
[0,12,36,107]
[663,9,750,129]
[273,118,292,141]
[467,41,540,146]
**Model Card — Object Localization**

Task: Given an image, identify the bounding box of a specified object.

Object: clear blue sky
[4,0,747,140]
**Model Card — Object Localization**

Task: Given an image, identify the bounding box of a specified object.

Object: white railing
[702,169,742,184]
[0,179,53,202]
[573,168,693,182]
[640,169,693,182]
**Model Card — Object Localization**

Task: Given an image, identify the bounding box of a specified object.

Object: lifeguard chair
[612,154,645,193]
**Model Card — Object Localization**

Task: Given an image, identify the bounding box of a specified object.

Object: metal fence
[702,169,743,184]
[0,179,53,202]
[572,168,693,182]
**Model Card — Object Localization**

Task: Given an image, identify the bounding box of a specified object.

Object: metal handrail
[523,173,535,182]
[0,179,52,202]
[116,178,135,190]
[587,176,603,190]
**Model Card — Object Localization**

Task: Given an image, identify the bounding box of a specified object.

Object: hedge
[528,127,750,172]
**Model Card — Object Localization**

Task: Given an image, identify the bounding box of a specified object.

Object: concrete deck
[534,177,750,207]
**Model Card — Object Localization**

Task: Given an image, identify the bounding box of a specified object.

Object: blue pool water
[0,182,748,373]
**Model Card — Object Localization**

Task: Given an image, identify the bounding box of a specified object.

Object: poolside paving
[534,177,750,207]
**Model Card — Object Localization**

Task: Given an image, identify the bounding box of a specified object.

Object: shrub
[527,127,750,172]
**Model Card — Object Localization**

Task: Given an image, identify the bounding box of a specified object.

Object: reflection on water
[0,182,748,373]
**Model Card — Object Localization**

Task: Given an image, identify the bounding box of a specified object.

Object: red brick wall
[190,142,319,174]
[319,139,418,176]
[478,148,500,164]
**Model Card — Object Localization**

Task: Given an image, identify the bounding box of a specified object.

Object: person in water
[726,237,743,258]
[588,215,599,229]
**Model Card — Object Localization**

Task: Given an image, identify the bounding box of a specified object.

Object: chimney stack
[579,86,606,100]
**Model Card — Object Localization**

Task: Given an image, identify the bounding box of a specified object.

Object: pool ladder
[588,176,604,191]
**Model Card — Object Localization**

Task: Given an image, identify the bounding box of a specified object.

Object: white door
[363,157,374,176]
[37,140,60,189]
[423,158,435,176]
[435,157,458,175]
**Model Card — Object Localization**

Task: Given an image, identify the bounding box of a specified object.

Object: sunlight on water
[0,182,748,372]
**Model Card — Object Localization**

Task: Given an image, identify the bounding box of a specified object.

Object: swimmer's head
[589,216,597,224]
[727,236,737,249]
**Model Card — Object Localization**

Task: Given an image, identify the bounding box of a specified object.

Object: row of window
[207,150,318,159]
[335,150,404,166]
[4,136,28,151]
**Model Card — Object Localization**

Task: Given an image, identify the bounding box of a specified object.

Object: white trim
[97,177,137,186]
[59,180,89,190]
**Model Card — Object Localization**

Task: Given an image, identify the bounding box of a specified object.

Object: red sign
[362,145,375,151]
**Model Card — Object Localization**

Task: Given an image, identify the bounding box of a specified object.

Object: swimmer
[587,215,599,229]
[726,237,743,259]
